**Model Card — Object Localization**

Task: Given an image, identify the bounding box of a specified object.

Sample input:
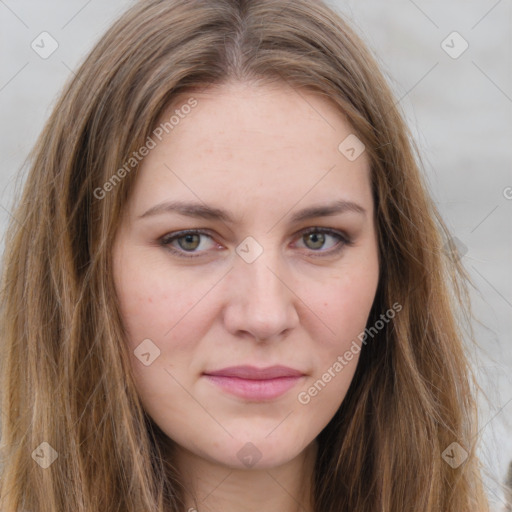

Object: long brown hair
[0,0,489,510]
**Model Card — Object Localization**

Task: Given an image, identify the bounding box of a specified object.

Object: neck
[175,441,317,512]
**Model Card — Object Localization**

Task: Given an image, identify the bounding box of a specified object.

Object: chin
[199,432,313,471]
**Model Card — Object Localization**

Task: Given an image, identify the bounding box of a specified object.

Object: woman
[0,0,490,510]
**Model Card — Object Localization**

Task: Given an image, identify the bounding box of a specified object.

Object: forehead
[127,81,372,219]
[161,81,354,157]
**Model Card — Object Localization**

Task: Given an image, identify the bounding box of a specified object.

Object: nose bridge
[244,249,284,300]
[224,237,299,339]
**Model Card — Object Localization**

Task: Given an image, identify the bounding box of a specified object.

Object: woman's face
[112,81,379,470]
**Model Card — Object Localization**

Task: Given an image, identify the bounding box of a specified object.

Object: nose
[222,246,300,341]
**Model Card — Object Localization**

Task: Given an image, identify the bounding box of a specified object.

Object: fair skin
[112,81,380,512]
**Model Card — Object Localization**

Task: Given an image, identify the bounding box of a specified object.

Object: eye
[159,229,219,257]
[293,227,350,254]
[159,227,351,259]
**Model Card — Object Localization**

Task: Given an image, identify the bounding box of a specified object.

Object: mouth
[202,365,306,401]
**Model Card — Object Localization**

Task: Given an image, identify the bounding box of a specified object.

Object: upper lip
[203,365,304,380]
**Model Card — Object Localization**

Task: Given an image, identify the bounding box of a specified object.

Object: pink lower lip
[204,375,303,401]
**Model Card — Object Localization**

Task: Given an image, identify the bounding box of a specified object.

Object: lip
[203,365,305,401]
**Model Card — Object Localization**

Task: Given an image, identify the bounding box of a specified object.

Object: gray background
[0,0,510,509]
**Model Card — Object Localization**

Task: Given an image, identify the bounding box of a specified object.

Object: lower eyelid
[164,232,217,252]
[294,229,350,246]
[160,228,351,257]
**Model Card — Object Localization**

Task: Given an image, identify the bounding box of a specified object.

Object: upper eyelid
[161,227,348,250]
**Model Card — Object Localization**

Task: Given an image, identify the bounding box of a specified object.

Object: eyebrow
[138,199,366,223]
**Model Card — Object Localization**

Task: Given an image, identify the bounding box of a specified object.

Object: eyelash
[158,227,352,259]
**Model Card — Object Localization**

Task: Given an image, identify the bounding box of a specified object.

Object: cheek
[114,267,211,420]
[293,265,378,417]
[304,260,379,349]
[114,256,215,349]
